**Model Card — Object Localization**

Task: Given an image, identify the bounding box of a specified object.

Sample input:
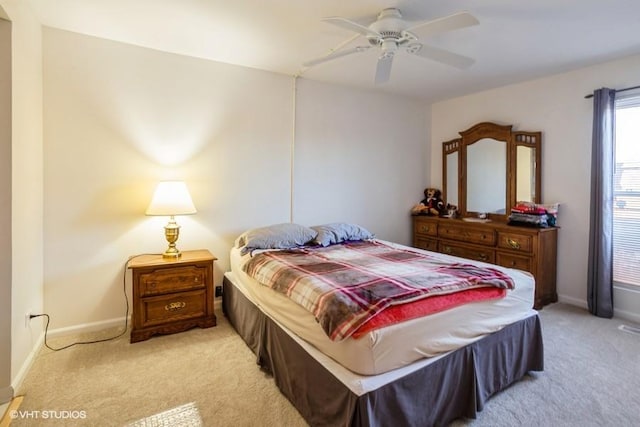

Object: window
[613,94,640,286]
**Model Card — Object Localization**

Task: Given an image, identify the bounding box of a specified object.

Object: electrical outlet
[215,286,223,298]
[25,309,32,328]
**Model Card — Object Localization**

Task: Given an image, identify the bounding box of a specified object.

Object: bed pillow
[236,223,318,253]
[311,223,374,247]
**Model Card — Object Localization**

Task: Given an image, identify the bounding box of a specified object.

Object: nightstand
[128,249,217,343]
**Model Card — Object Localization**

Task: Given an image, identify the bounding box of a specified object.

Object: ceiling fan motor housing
[368,8,406,46]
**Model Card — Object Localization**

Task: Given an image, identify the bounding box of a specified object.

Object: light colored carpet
[13,315,306,426]
[13,303,640,426]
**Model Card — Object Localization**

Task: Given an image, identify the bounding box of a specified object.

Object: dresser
[413,216,557,309]
[128,249,217,343]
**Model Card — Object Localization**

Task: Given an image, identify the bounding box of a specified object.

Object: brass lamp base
[162,216,182,259]
[163,248,182,259]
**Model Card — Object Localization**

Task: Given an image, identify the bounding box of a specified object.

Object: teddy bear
[411,188,446,216]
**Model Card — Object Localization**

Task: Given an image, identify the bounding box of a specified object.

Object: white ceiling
[26,0,640,102]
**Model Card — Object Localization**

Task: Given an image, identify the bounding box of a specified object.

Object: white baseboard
[11,331,43,395]
[614,307,640,324]
[558,290,640,324]
[557,294,587,309]
[46,316,129,339]
[10,304,225,394]
[46,300,223,338]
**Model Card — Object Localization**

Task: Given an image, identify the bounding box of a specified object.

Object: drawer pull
[478,254,488,261]
[443,246,453,254]
[507,238,521,249]
[165,301,186,311]
[421,225,430,232]
[147,281,157,288]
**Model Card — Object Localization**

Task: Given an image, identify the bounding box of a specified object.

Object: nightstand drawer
[141,290,206,327]
[140,265,206,296]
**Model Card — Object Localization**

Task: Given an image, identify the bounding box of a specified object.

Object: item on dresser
[462,217,491,223]
[413,215,557,309]
[444,203,459,218]
[411,187,446,216]
[508,201,558,227]
[128,249,217,343]
[223,224,543,426]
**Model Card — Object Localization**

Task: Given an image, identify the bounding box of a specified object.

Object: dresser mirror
[466,137,507,214]
[442,122,541,221]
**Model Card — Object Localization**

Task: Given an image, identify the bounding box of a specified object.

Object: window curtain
[587,88,615,318]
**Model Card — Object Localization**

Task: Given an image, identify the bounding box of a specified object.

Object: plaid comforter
[242,240,515,341]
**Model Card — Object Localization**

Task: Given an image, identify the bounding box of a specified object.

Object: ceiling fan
[303,8,479,84]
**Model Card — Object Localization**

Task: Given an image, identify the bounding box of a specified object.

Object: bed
[222,223,544,426]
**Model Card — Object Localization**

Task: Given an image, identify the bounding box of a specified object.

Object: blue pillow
[311,223,374,247]
[236,223,318,254]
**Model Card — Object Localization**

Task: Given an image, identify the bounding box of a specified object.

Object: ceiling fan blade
[303,46,371,68]
[407,43,475,69]
[374,56,394,85]
[404,11,479,38]
[322,16,382,39]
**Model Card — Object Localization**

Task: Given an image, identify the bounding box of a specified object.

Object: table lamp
[146,181,197,258]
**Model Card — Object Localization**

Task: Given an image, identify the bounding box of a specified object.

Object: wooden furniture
[443,122,542,221]
[129,249,217,343]
[413,215,557,308]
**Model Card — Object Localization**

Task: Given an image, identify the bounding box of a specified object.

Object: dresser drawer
[497,252,532,272]
[414,219,438,236]
[414,237,438,252]
[438,224,496,246]
[139,265,207,296]
[439,241,495,264]
[140,290,206,327]
[497,232,533,254]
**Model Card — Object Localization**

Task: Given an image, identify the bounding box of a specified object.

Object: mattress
[230,240,537,376]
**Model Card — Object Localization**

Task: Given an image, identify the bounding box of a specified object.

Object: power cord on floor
[29,253,160,351]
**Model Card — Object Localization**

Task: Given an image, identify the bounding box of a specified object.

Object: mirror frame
[442,122,541,221]
[442,137,461,211]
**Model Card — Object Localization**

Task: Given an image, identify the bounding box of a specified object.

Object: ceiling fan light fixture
[380,39,397,54]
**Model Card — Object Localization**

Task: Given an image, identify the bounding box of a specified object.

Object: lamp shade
[145,181,197,216]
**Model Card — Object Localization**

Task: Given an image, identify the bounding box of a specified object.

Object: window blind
[613,96,640,286]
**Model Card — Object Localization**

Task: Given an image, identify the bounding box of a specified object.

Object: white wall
[43,28,292,328]
[293,79,428,244]
[0,0,44,393]
[42,28,429,329]
[430,54,640,320]
[0,12,12,403]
